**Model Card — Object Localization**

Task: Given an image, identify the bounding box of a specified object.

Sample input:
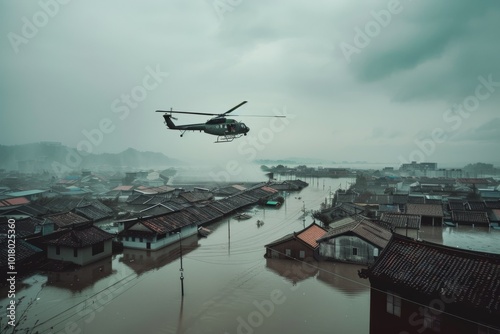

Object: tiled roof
[380,212,421,229]
[466,201,486,211]
[265,223,326,249]
[296,223,327,248]
[0,236,42,267]
[46,226,114,247]
[405,203,443,217]
[0,197,30,207]
[322,216,360,236]
[179,191,214,203]
[448,200,465,211]
[0,217,44,238]
[43,211,90,228]
[318,216,392,249]
[451,210,489,224]
[135,185,175,194]
[351,221,392,248]
[130,209,199,235]
[0,203,49,217]
[365,234,500,313]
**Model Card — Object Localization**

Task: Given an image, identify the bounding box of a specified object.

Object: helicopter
[156,101,285,143]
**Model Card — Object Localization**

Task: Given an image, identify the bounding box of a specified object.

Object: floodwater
[1,177,500,334]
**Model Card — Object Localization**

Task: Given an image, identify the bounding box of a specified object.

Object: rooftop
[364,234,500,314]
[296,223,327,248]
[45,225,114,248]
[405,203,444,217]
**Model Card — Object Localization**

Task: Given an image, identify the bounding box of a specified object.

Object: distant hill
[0,142,183,172]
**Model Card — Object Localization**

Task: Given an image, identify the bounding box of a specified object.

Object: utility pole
[302,201,306,228]
[177,232,184,297]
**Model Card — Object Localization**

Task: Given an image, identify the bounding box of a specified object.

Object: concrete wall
[122,223,198,251]
[319,235,379,265]
[47,240,112,266]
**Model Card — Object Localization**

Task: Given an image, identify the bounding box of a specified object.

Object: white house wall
[47,240,113,266]
[122,223,198,251]
[319,235,379,265]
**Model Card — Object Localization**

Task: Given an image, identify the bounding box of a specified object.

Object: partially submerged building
[45,225,115,266]
[264,222,327,260]
[317,216,392,265]
[360,234,500,334]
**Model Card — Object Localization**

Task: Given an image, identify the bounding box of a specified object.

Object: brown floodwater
[1,177,499,334]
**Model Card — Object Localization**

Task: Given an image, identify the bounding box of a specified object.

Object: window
[299,251,305,259]
[73,248,78,257]
[92,241,105,256]
[131,237,135,242]
[386,291,401,317]
[56,246,60,255]
[285,249,291,257]
[352,247,358,256]
[139,238,143,243]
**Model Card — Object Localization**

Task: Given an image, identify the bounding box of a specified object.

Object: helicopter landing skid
[215,134,243,143]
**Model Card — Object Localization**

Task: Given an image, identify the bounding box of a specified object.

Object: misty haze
[1,1,500,333]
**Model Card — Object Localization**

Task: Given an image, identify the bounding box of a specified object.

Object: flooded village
[1,161,500,333]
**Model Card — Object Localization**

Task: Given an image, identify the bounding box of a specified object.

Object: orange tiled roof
[0,197,30,207]
[297,224,327,248]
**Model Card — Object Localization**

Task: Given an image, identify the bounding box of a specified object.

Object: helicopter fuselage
[162,114,249,137]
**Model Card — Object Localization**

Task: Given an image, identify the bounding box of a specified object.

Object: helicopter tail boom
[163,114,178,129]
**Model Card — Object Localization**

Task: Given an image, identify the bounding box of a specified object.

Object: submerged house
[119,212,198,251]
[405,203,444,226]
[360,234,500,334]
[317,215,392,265]
[45,225,115,266]
[379,212,421,239]
[264,222,327,260]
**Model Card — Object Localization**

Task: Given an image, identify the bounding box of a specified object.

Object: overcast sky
[1,0,500,168]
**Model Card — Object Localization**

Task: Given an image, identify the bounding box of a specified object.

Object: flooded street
[2,177,500,333]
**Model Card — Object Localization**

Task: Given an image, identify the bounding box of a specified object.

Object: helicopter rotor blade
[221,101,248,116]
[155,110,219,116]
[236,115,286,117]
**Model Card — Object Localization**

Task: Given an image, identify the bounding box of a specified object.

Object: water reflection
[265,258,369,296]
[119,234,200,275]
[265,258,318,285]
[420,225,500,254]
[46,257,114,292]
[316,261,369,296]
